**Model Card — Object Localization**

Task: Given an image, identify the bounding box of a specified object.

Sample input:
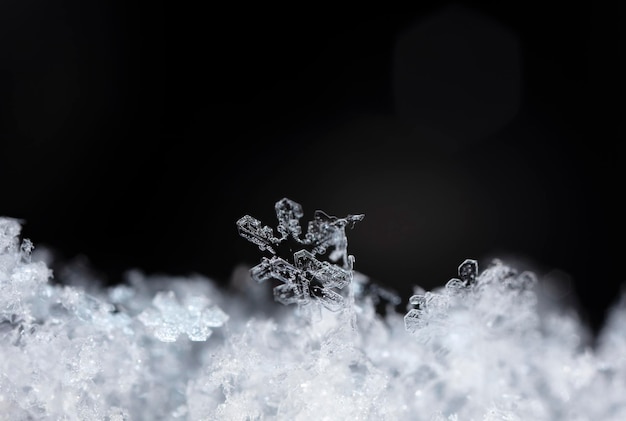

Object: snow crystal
[237,198,364,315]
[138,290,228,342]
[1,206,626,420]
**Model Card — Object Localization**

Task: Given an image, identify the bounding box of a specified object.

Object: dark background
[1,2,624,334]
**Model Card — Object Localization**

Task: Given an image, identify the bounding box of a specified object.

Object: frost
[1,208,626,420]
[237,198,364,314]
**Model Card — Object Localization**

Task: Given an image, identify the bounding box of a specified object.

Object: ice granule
[1,208,625,420]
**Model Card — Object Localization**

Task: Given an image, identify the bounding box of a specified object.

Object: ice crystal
[237,198,364,314]
[1,208,626,420]
[138,290,228,342]
[404,258,538,337]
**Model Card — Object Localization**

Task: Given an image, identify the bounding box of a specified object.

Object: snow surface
[1,212,625,420]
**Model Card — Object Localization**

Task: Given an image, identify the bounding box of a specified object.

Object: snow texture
[1,203,625,420]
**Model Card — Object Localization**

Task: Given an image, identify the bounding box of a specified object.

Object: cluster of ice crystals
[404,258,538,337]
[138,290,229,342]
[237,198,364,316]
[0,217,229,419]
[1,210,626,420]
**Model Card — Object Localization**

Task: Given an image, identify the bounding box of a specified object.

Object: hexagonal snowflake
[236,198,364,313]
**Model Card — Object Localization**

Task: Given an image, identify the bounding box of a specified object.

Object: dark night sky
[1,2,624,334]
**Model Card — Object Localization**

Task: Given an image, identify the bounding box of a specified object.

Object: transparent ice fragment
[458,259,477,286]
[273,282,307,306]
[138,290,228,342]
[444,259,478,294]
[237,198,363,314]
[404,308,423,333]
[305,210,365,267]
[238,197,363,266]
[293,249,352,289]
[444,278,466,294]
[409,294,426,307]
[236,215,279,254]
[310,283,344,312]
[261,256,300,284]
[261,254,348,310]
[275,197,304,240]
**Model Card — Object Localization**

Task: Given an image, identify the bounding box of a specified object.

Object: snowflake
[236,198,364,313]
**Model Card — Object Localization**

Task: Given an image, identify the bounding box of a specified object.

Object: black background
[1,2,624,334]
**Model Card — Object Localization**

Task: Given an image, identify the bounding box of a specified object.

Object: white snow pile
[1,210,625,420]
